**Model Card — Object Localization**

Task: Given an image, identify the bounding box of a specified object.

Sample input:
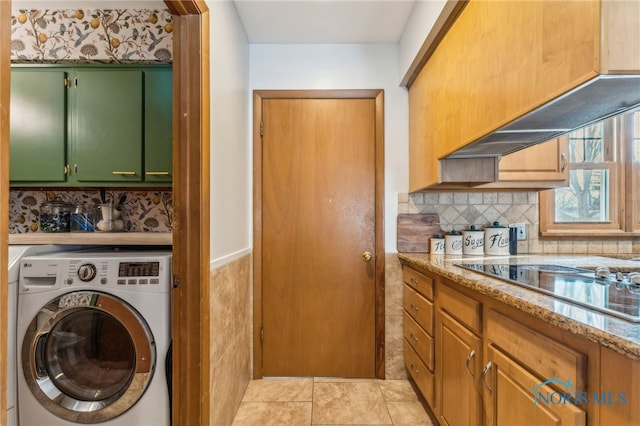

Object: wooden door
[437,311,482,426]
[485,345,585,426]
[498,137,569,182]
[259,93,380,378]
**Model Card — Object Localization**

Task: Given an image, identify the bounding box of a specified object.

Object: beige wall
[207,1,251,423]
[385,254,407,379]
[209,254,252,426]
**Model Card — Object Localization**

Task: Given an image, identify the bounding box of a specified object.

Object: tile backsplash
[399,191,638,255]
[10,189,172,233]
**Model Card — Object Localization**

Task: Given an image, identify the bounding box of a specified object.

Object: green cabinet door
[73,69,143,182]
[144,68,172,183]
[10,68,67,182]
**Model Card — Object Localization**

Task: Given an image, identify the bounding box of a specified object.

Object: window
[540,108,640,236]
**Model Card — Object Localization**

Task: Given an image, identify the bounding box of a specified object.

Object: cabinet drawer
[404,340,434,407]
[404,312,434,371]
[404,284,434,335]
[486,310,586,391]
[437,281,481,333]
[403,267,434,300]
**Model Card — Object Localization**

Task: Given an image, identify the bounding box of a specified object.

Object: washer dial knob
[78,263,97,282]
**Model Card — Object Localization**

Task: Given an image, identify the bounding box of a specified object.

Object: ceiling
[14,0,417,44]
[234,0,417,44]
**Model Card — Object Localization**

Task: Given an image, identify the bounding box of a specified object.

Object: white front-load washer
[17,249,172,426]
[8,245,71,426]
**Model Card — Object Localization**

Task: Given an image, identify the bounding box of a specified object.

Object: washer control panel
[19,251,172,294]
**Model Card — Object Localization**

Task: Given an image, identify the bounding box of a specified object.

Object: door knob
[362,252,372,262]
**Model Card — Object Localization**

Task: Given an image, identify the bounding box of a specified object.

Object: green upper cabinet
[144,68,173,183]
[9,65,172,187]
[10,68,67,183]
[73,69,143,183]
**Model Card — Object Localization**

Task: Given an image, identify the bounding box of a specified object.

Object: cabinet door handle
[64,164,70,176]
[145,171,170,176]
[482,361,493,394]
[73,164,78,175]
[560,153,568,172]
[465,350,475,378]
[112,171,137,176]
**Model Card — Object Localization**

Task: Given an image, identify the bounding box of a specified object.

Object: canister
[484,221,510,255]
[444,230,463,255]
[430,234,445,255]
[462,225,484,256]
[71,203,95,232]
[39,198,72,233]
[95,203,125,232]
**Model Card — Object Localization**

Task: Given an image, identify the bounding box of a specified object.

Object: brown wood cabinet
[437,310,482,425]
[600,348,640,425]
[401,262,640,425]
[476,137,569,189]
[402,267,435,406]
[484,310,587,426]
[408,0,640,191]
[436,279,483,426]
[484,345,586,426]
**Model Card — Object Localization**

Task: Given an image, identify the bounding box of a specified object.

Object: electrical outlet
[509,223,527,240]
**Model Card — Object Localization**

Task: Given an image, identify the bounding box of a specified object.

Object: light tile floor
[231,378,434,425]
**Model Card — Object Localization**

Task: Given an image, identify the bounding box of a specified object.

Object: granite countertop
[398,253,640,360]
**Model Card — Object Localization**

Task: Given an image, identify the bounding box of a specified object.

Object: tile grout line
[378,379,396,425]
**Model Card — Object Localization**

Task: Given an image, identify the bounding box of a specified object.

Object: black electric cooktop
[456,263,640,322]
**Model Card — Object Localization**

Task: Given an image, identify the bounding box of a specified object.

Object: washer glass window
[43,309,136,401]
[22,291,156,423]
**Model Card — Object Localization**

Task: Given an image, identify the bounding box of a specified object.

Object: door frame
[0,2,211,425]
[252,89,386,379]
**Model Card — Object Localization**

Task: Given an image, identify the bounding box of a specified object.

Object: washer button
[66,278,73,285]
[77,263,97,282]
[128,279,137,285]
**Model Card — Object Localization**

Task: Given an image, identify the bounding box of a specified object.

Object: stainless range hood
[445,75,640,159]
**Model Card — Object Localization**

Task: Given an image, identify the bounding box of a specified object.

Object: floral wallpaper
[11,8,173,62]
[10,190,172,233]
[8,8,173,234]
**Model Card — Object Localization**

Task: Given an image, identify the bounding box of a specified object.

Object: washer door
[21,291,156,423]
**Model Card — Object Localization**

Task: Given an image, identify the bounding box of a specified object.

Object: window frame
[540,111,635,237]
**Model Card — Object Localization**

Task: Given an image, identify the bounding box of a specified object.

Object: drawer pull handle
[410,278,418,284]
[410,363,420,374]
[482,361,493,394]
[410,333,418,343]
[465,350,475,378]
[145,171,170,176]
[112,171,137,176]
[410,303,419,312]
